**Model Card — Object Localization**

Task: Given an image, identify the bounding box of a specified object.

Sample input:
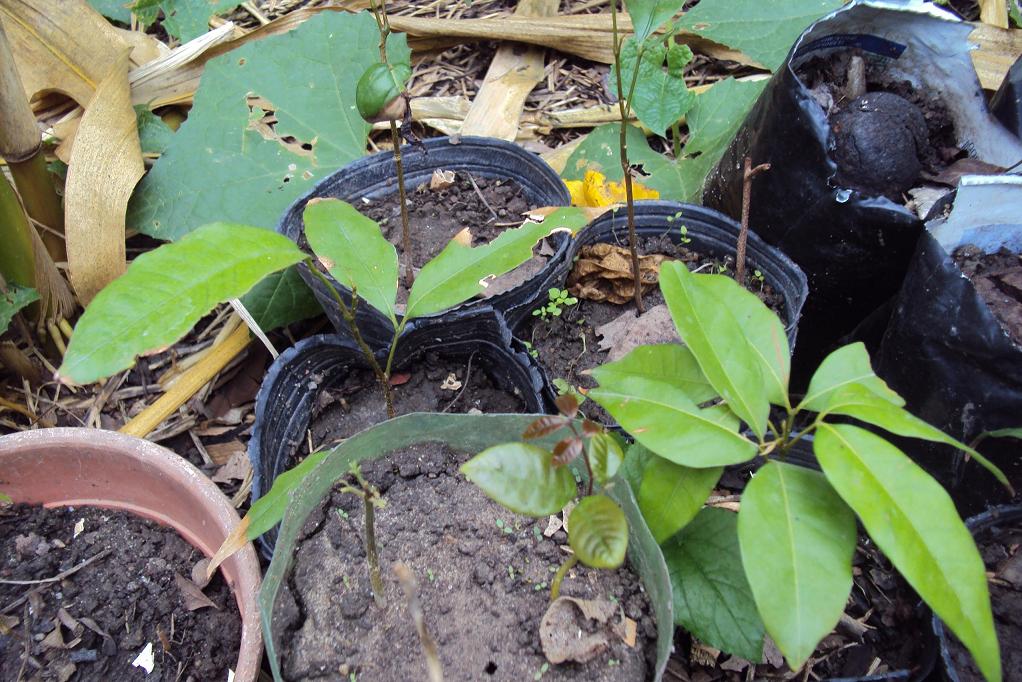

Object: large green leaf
[737,461,856,669]
[625,0,685,42]
[800,342,903,413]
[60,224,305,384]
[461,442,576,517]
[814,423,1000,682]
[697,274,790,407]
[678,0,842,71]
[591,343,715,403]
[637,456,720,543]
[611,38,695,137]
[561,122,665,182]
[0,285,39,335]
[134,106,174,155]
[242,269,322,331]
[569,494,629,569]
[664,507,765,662]
[303,198,399,325]
[660,261,769,439]
[645,77,768,202]
[404,209,586,320]
[129,12,409,242]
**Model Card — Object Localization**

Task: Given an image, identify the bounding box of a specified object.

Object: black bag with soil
[277,136,571,349]
[875,177,1022,516]
[701,0,1022,386]
[248,307,547,557]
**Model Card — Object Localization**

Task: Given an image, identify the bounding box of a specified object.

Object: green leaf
[0,285,39,335]
[697,274,790,407]
[986,427,1022,440]
[619,442,655,493]
[678,0,843,71]
[561,122,665,182]
[404,215,574,320]
[303,198,398,325]
[569,495,629,569]
[800,342,903,413]
[625,0,685,42]
[660,261,769,439]
[644,77,767,202]
[134,106,174,155]
[591,343,716,403]
[637,456,720,543]
[241,268,321,330]
[664,507,765,661]
[737,461,856,669]
[160,0,243,41]
[461,443,576,517]
[815,423,1000,682]
[89,0,135,24]
[611,38,695,137]
[60,224,306,384]
[588,432,624,487]
[129,12,410,241]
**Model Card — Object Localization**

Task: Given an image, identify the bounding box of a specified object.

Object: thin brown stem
[736,157,770,285]
[390,120,413,288]
[364,493,385,606]
[394,562,444,682]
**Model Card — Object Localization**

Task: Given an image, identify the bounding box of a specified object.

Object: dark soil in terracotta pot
[271,443,656,681]
[952,245,1022,345]
[521,235,783,424]
[0,505,241,681]
[943,515,1022,681]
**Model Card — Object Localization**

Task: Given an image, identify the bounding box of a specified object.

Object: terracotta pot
[0,428,263,681]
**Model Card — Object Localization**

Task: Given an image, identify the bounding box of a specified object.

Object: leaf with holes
[569,495,629,569]
[610,38,695,137]
[562,122,666,183]
[461,443,576,517]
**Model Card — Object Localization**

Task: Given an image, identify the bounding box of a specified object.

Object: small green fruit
[356,62,411,122]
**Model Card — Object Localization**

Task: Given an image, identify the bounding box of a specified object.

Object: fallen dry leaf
[596,303,680,362]
[206,440,246,466]
[543,514,563,537]
[430,168,456,189]
[440,373,462,391]
[173,573,218,611]
[691,641,721,667]
[540,596,626,664]
[925,158,1007,187]
[64,50,144,304]
[568,243,672,304]
[212,449,251,483]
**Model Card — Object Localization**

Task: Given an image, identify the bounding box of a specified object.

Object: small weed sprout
[752,268,765,290]
[532,287,578,321]
[522,340,539,359]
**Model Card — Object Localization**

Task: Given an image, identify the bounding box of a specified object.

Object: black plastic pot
[991,54,1022,138]
[933,504,1022,681]
[276,136,571,349]
[874,177,1022,516]
[248,307,547,557]
[517,201,809,409]
[701,0,1022,387]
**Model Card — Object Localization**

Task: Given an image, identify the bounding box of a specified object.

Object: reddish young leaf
[388,372,412,386]
[582,419,602,436]
[555,393,580,419]
[523,415,569,440]
[552,437,584,466]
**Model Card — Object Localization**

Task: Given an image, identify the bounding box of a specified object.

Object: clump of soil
[944,513,1022,681]
[309,350,526,450]
[272,443,655,681]
[0,505,241,681]
[797,50,962,201]
[520,235,784,423]
[952,245,1022,345]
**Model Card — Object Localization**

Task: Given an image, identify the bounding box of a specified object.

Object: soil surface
[272,443,655,681]
[358,174,547,305]
[0,505,241,682]
[309,350,527,451]
[797,50,962,201]
[952,245,1022,345]
[945,515,1022,681]
[519,236,783,424]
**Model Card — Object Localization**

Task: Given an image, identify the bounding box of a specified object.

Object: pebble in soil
[271,443,656,681]
[0,504,241,682]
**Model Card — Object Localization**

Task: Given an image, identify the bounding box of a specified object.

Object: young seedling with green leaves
[461,394,628,600]
[581,260,1009,681]
[608,0,696,313]
[531,287,578,321]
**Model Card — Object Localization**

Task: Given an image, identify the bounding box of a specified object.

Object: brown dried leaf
[552,437,583,466]
[430,168,456,189]
[568,243,672,304]
[596,303,681,362]
[925,158,1007,187]
[206,515,249,581]
[173,573,218,611]
[540,596,624,664]
[522,415,568,440]
[206,440,245,466]
[211,449,251,484]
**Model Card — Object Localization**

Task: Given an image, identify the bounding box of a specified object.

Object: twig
[394,562,444,682]
[736,157,770,284]
[0,548,112,586]
[441,351,475,413]
[466,173,500,223]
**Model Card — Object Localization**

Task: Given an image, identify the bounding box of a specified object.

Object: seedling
[584,260,1010,679]
[462,394,628,600]
[552,378,586,407]
[337,463,387,606]
[751,269,765,290]
[532,287,578,321]
[522,340,539,360]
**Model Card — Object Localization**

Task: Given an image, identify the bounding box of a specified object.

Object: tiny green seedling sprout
[552,378,587,407]
[523,340,539,359]
[534,662,550,680]
[337,463,387,606]
[751,268,765,290]
[461,393,627,600]
[532,287,578,321]
[678,224,692,245]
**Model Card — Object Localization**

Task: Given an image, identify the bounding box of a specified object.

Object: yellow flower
[565,169,659,208]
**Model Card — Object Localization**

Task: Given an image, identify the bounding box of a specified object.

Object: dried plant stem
[736,157,770,285]
[394,562,444,682]
[363,494,385,606]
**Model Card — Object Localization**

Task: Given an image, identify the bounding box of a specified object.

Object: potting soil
[952,245,1022,346]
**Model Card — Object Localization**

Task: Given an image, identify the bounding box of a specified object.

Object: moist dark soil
[520,236,783,424]
[272,443,656,681]
[667,459,933,680]
[0,505,241,682]
[952,245,1022,345]
[797,50,962,201]
[358,174,545,305]
[944,515,1022,681]
[309,350,526,451]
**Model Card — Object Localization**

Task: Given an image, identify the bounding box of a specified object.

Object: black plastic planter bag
[277,136,571,349]
[702,0,1022,385]
[876,177,1022,515]
[991,54,1022,138]
[248,307,547,557]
